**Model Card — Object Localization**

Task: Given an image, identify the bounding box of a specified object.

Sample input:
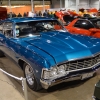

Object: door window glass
[3,22,13,38]
[74,20,94,29]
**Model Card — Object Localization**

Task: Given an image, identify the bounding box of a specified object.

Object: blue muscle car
[0,17,100,91]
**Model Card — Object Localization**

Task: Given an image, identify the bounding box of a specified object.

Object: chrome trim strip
[40,74,83,89]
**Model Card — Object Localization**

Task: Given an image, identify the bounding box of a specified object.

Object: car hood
[25,31,100,65]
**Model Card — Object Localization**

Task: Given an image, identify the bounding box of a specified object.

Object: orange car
[55,10,80,22]
[55,10,100,38]
[64,18,100,38]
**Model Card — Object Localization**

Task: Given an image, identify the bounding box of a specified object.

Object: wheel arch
[18,58,42,91]
[18,58,39,76]
[18,58,28,70]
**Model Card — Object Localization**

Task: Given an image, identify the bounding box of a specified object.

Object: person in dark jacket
[23,12,27,17]
[12,12,16,17]
[38,11,42,17]
[17,13,22,17]
[43,9,50,17]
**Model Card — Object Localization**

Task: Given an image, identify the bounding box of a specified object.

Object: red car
[0,7,7,20]
[64,18,100,38]
[55,11,100,38]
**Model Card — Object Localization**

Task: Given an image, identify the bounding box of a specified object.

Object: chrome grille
[60,54,100,71]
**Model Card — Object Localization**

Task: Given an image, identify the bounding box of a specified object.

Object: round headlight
[58,65,65,74]
[50,67,57,77]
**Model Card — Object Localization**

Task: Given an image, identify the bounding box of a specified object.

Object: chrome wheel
[25,64,34,86]
[23,63,42,91]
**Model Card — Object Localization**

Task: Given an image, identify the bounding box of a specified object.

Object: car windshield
[91,19,100,29]
[63,15,76,25]
[15,20,65,37]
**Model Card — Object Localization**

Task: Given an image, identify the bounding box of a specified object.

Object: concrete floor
[0,57,100,100]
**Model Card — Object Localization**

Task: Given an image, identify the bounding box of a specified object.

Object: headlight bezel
[41,64,69,80]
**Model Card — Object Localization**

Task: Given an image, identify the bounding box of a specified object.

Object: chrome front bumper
[40,71,95,89]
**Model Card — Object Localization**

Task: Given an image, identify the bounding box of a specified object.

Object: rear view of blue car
[0,17,100,91]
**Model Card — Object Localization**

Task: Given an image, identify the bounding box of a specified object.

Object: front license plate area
[81,72,93,80]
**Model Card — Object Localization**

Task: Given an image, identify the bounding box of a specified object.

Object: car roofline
[3,17,57,23]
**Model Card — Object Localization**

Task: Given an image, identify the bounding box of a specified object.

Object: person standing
[23,12,27,17]
[17,13,22,17]
[28,11,34,17]
[38,11,42,17]
[43,9,50,17]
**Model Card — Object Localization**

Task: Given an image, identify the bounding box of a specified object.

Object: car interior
[15,20,64,37]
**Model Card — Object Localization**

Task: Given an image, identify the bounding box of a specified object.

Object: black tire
[0,50,4,57]
[23,63,41,91]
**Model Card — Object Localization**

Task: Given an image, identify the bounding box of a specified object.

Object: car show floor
[0,57,100,100]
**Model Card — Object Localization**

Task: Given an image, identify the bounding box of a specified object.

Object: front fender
[16,48,52,80]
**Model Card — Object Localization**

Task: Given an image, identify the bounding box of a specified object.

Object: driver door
[0,22,14,57]
[68,20,93,36]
